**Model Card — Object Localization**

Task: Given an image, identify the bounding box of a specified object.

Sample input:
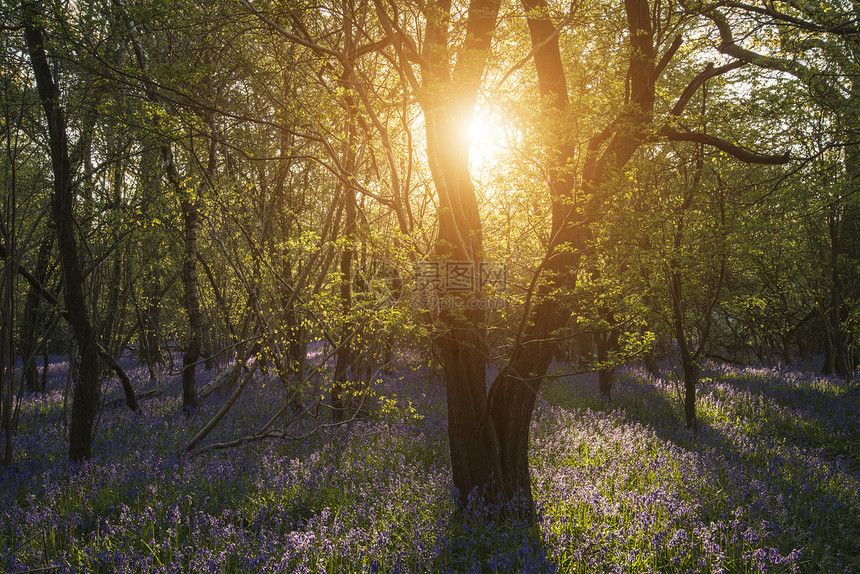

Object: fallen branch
[96,344,138,410]
[198,359,253,402]
[104,389,160,410]
[185,360,260,453]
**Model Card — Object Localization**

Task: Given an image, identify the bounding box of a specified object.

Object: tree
[21,0,103,461]
[389,0,791,513]
[706,0,860,377]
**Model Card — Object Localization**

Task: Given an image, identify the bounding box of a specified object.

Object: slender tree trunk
[597,312,620,401]
[597,345,615,401]
[117,2,215,406]
[100,247,124,358]
[179,186,202,416]
[167,115,216,416]
[99,159,126,359]
[333,185,358,420]
[21,236,53,391]
[23,2,101,461]
[669,188,699,431]
[682,358,699,430]
[671,260,698,430]
[138,269,164,369]
[644,327,661,376]
[781,330,793,365]
[822,213,842,375]
[3,261,14,464]
[333,26,359,421]
[825,208,858,378]
[332,184,355,422]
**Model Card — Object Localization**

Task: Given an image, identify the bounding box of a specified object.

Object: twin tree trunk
[420,0,772,513]
[421,0,605,512]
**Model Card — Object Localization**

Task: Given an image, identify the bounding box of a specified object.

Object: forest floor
[0,350,858,573]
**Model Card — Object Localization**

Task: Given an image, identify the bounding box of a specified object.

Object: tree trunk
[332,189,356,425]
[118,3,215,408]
[683,359,699,431]
[418,0,660,516]
[781,330,793,365]
[671,258,698,430]
[419,0,504,506]
[100,246,124,359]
[163,138,205,416]
[598,364,615,402]
[280,260,305,413]
[138,269,164,370]
[180,190,202,416]
[20,236,53,391]
[823,205,858,378]
[24,2,102,462]
[168,113,216,416]
[332,13,362,422]
[644,328,661,376]
[2,256,14,464]
[597,322,620,401]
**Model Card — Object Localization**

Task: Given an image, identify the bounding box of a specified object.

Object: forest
[0,0,858,571]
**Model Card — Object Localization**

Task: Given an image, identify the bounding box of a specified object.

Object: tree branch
[706,7,844,109]
[655,34,683,79]
[720,0,859,35]
[670,60,745,117]
[662,127,791,164]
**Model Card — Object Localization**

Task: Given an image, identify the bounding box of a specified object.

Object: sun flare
[467,109,506,174]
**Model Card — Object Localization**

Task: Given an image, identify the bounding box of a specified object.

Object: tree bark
[23,2,102,461]
[180,188,202,416]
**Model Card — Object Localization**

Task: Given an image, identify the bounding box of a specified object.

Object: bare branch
[185,361,260,452]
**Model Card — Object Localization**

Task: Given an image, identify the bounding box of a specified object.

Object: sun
[469,112,495,146]
[467,108,506,174]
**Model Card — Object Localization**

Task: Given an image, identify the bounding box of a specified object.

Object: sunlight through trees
[0,0,858,569]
